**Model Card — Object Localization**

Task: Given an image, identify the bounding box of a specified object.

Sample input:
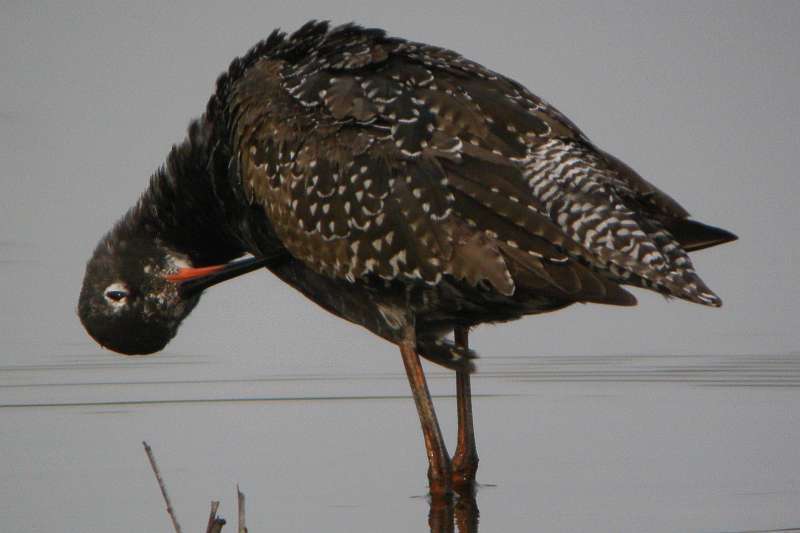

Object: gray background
[1,2,799,532]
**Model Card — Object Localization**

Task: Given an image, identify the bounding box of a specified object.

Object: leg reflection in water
[427,485,480,533]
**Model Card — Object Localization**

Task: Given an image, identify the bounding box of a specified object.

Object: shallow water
[3,351,800,532]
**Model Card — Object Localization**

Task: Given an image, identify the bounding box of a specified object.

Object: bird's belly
[269,258,568,338]
[413,277,572,334]
[233,208,570,351]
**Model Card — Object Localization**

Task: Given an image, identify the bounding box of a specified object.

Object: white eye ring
[104,282,129,307]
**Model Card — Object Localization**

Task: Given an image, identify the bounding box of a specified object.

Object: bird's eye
[104,282,129,305]
[106,290,127,301]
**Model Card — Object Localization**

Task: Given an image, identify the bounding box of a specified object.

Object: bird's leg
[399,330,453,499]
[451,326,478,493]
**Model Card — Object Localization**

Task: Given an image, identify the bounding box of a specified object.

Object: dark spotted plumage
[79,21,736,369]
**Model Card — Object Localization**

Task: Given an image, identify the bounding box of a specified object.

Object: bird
[78,21,737,498]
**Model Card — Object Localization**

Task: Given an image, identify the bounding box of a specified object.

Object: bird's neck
[122,119,245,266]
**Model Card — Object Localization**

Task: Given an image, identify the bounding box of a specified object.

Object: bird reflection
[427,486,479,533]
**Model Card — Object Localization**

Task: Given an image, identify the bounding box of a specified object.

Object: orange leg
[451,326,478,493]
[400,333,453,498]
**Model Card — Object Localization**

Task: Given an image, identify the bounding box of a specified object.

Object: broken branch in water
[237,485,247,533]
[142,441,248,532]
[206,501,226,533]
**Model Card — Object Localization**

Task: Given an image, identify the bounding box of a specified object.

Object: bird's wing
[597,149,737,252]
[230,23,715,304]
[597,149,689,219]
[228,46,607,301]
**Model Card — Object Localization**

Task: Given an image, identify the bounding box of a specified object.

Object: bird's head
[78,234,204,355]
[78,230,272,355]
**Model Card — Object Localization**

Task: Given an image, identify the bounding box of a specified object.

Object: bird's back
[207,21,735,319]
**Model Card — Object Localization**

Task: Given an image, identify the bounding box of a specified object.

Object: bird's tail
[664,219,738,252]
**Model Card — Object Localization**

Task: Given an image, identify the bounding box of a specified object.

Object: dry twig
[142,441,183,533]
[206,501,226,533]
[237,485,247,533]
[143,441,249,532]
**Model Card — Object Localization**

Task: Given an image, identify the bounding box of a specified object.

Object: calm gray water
[2,2,800,532]
[3,349,800,532]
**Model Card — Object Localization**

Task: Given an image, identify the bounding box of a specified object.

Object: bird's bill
[163,264,224,283]
[164,255,280,297]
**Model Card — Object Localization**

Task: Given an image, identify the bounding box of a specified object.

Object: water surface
[3,351,800,532]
